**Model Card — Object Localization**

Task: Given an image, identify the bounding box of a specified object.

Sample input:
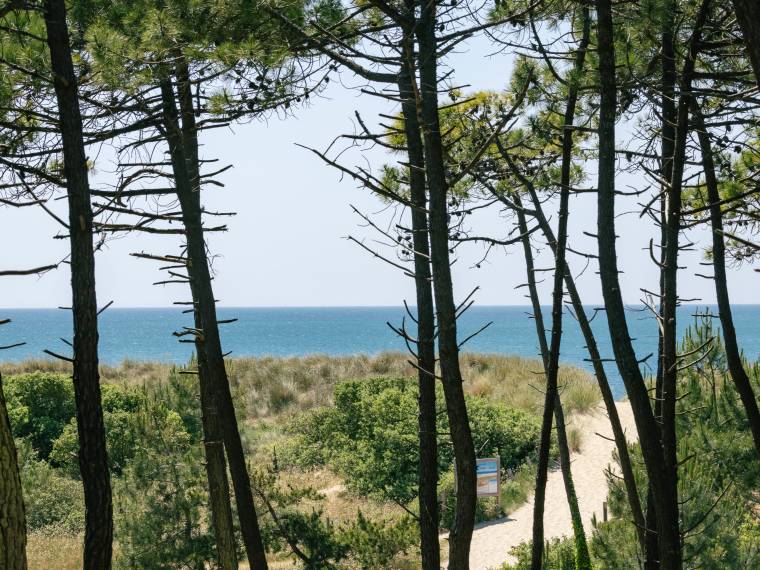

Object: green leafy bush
[5,371,143,467]
[283,377,541,515]
[5,372,75,459]
[500,537,576,570]
[16,439,85,533]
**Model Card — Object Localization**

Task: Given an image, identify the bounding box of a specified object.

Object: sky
[0,34,757,309]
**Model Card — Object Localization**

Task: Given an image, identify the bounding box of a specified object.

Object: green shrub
[5,372,75,459]
[50,409,140,477]
[500,536,576,570]
[5,372,144,467]
[283,377,541,515]
[254,466,417,569]
[115,404,214,570]
[17,440,85,533]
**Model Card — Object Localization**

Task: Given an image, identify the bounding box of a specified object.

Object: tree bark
[170,62,269,570]
[692,103,760,458]
[522,187,648,555]
[398,30,440,570]
[732,0,760,89]
[159,79,239,570]
[594,1,681,568]
[415,3,477,566]
[523,9,591,567]
[0,373,26,570]
[516,202,590,570]
[44,2,113,567]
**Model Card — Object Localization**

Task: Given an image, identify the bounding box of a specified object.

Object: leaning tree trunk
[164,69,269,569]
[159,79,239,570]
[415,2,477,567]
[520,186,647,554]
[692,104,760,458]
[594,1,681,568]
[44,2,113,568]
[0,373,26,570]
[399,31,440,570]
[515,202,590,570]
[525,9,591,567]
[732,0,760,89]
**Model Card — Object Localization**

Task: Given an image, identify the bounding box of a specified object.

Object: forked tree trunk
[520,187,647,554]
[415,3,477,566]
[594,1,681,568]
[160,80,239,570]
[692,104,760,458]
[515,202,589,570]
[732,0,760,89]
[171,63,269,570]
[0,373,26,570]
[44,2,113,567]
[398,30,440,570]
[524,9,591,568]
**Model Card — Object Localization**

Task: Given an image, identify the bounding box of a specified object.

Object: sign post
[475,457,500,497]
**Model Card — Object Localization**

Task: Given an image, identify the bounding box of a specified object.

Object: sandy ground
[449,401,638,570]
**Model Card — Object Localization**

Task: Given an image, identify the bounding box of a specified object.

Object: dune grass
[26,530,81,570]
[3,351,600,422]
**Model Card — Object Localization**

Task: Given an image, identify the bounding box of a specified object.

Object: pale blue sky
[0,35,756,309]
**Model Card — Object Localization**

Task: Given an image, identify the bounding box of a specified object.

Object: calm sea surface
[1,305,758,399]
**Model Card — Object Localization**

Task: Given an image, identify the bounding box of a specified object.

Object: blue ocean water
[1,305,758,399]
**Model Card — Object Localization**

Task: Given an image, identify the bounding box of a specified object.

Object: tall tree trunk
[594,1,681,568]
[44,2,113,568]
[399,30,440,570]
[515,202,590,570]
[732,0,760,89]
[171,62,269,570]
[0,373,26,570]
[519,186,647,554]
[160,79,239,570]
[647,9,679,565]
[527,88,574,570]
[524,9,591,567]
[692,103,760,458]
[659,7,707,566]
[415,3,476,566]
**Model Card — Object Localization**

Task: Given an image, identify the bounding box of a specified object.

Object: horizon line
[1,302,757,311]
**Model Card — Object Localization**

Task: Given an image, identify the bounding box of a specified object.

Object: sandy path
[455,402,638,570]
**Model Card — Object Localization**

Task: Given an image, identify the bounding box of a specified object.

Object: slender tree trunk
[171,64,269,570]
[0,373,26,570]
[518,182,648,553]
[522,10,591,567]
[692,104,760,458]
[44,3,113,568]
[160,79,239,570]
[594,1,681,568]
[647,11,679,565]
[398,31,440,570]
[732,0,760,89]
[515,202,590,570]
[415,3,476,566]
[659,7,707,566]
[528,90,574,570]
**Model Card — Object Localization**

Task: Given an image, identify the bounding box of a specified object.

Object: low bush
[282,377,542,517]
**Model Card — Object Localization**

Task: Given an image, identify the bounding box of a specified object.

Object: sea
[1,305,759,399]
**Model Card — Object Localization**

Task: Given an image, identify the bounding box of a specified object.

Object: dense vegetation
[501,323,760,569]
[5,353,595,568]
